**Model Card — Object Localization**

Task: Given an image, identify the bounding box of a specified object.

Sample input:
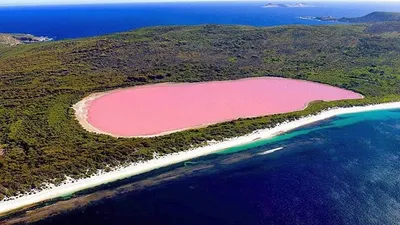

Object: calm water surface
[1,2,400,40]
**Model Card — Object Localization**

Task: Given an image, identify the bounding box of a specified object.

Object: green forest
[0,23,400,199]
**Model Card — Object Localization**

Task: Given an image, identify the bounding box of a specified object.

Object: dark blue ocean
[28,110,400,225]
[1,2,400,40]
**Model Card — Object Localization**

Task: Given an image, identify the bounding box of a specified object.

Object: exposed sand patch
[0,144,5,156]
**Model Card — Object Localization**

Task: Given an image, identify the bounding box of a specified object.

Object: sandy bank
[1,101,399,215]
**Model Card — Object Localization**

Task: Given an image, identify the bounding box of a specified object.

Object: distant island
[300,12,400,23]
[299,16,338,22]
[0,33,52,46]
[263,3,313,8]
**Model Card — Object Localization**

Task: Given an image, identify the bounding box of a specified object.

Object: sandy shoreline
[1,101,399,215]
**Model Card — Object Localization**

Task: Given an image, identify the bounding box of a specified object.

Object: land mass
[263,3,312,8]
[301,12,400,23]
[0,33,52,46]
[0,19,400,215]
[340,12,400,23]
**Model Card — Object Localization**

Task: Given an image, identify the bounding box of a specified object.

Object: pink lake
[86,77,363,137]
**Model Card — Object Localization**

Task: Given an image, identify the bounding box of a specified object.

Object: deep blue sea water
[1,2,400,40]
[30,109,400,225]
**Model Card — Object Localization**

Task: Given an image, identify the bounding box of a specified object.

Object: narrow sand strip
[1,102,399,215]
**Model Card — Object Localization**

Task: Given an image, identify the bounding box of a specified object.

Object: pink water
[87,78,362,137]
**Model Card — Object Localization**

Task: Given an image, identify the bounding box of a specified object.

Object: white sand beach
[1,101,400,215]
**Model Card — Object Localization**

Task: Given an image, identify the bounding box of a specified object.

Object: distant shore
[1,101,399,216]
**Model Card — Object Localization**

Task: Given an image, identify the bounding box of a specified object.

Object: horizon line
[1,1,399,7]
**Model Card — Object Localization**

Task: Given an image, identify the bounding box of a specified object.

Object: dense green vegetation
[340,12,400,23]
[0,24,400,199]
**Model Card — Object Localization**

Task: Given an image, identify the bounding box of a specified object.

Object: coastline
[1,101,400,215]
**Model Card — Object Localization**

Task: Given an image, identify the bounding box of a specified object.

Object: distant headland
[0,33,52,46]
[263,3,313,8]
[300,12,400,23]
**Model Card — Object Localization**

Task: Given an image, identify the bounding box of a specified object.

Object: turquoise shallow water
[217,109,400,155]
[28,108,400,225]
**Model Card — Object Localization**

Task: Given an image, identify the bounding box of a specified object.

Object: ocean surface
[1,2,400,40]
[11,109,397,225]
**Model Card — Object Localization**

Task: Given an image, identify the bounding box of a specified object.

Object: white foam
[258,147,284,155]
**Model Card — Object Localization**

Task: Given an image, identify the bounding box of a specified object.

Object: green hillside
[340,12,400,23]
[0,24,400,199]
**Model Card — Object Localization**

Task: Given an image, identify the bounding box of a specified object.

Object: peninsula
[263,3,313,8]
[0,33,52,46]
[340,11,400,23]
[300,12,400,23]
